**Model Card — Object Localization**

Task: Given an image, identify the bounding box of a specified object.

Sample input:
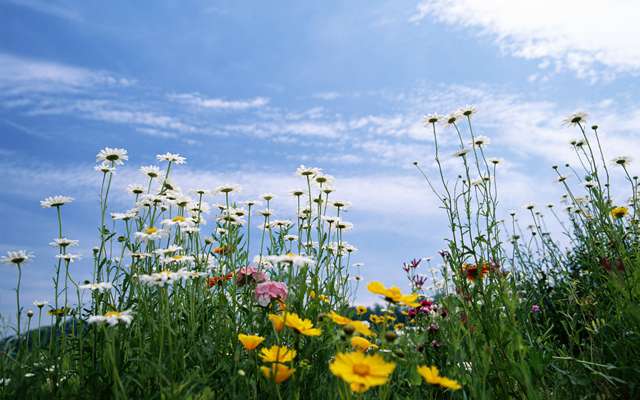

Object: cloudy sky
[1,0,639,321]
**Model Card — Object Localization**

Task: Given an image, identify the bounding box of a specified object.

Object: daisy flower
[79,282,113,292]
[296,165,321,177]
[49,238,79,248]
[40,195,74,208]
[1,250,34,266]
[156,152,186,164]
[96,147,128,165]
[215,184,242,194]
[329,352,396,393]
[611,156,632,167]
[140,165,161,178]
[88,310,133,326]
[562,112,588,126]
[453,148,469,158]
[94,163,115,174]
[423,113,440,125]
[56,253,81,263]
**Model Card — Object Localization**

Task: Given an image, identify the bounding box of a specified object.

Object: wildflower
[471,135,490,147]
[290,189,305,197]
[255,281,288,307]
[445,112,459,125]
[423,113,440,125]
[416,365,461,391]
[268,313,285,332]
[79,282,113,292]
[562,112,588,126]
[236,266,267,285]
[524,203,535,210]
[95,162,115,174]
[296,165,321,177]
[367,282,419,307]
[283,312,322,336]
[611,206,628,219]
[208,272,233,287]
[488,157,502,165]
[127,184,145,195]
[260,363,295,384]
[463,262,490,281]
[1,250,34,266]
[40,195,74,208]
[260,345,296,363]
[156,152,186,164]
[356,306,367,315]
[55,253,81,263]
[327,311,352,325]
[351,337,377,352]
[96,147,128,165]
[611,156,632,167]
[329,352,396,393]
[88,310,133,326]
[33,300,49,308]
[49,238,79,248]
[238,334,265,350]
[531,305,541,314]
[48,307,70,317]
[140,165,161,178]
[215,184,241,194]
[460,105,476,117]
[453,148,470,158]
[135,226,167,241]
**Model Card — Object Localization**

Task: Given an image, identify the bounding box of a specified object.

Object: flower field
[1,109,639,399]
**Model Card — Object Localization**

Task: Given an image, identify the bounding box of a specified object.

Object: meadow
[1,108,638,399]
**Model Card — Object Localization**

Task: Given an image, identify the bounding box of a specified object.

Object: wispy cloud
[410,0,640,81]
[0,53,134,95]
[168,93,269,110]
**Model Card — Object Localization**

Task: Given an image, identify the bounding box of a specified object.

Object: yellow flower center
[145,227,158,234]
[104,311,121,318]
[171,255,183,260]
[172,216,186,222]
[352,363,370,377]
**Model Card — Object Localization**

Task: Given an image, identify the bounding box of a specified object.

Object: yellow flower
[356,306,367,315]
[172,215,186,223]
[417,365,461,391]
[350,321,374,337]
[369,315,385,325]
[329,351,396,393]
[284,312,322,336]
[238,334,265,351]
[260,345,296,363]
[328,311,352,325]
[268,313,285,332]
[385,314,396,322]
[367,281,419,307]
[261,363,295,384]
[394,323,405,331]
[350,336,378,352]
[611,206,628,219]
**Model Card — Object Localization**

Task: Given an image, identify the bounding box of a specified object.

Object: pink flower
[236,266,267,286]
[255,281,288,307]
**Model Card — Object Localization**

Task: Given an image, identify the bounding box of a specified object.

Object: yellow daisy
[329,351,395,393]
[417,365,461,391]
[261,363,295,384]
[284,312,322,336]
[350,336,378,352]
[238,334,265,351]
[260,345,296,363]
[367,281,419,307]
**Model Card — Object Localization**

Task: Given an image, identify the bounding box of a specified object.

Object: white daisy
[135,226,167,241]
[140,165,161,178]
[40,195,74,208]
[332,200,352,209]
[562,112,588,126]
[49,238,79,248]
[453,148,470,158]
[215,184,242,194]
[79,282,113,292]
[127,184,145,195]
[296,165,321,177]
[94,162,116,174]
[261,193,276,201]
[156,152,186,164]
[1,250,34,266]
[471,135,490,147]
[290,189,305,197]
[96,147,128,165]
[423,113,440,125]
[459,105,476,117]
[88,310,133,326]
[111,210,138,221]
[611,156,632,167]
[55,253,81,263]
[33,300,49,308]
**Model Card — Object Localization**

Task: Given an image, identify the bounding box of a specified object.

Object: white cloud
[168,93,269,110]
[410,0,640,81]
[0,53,134,94]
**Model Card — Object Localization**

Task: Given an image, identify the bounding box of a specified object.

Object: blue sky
[2,0,640,323]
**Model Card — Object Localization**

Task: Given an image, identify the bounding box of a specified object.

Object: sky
[1,0,640,324]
